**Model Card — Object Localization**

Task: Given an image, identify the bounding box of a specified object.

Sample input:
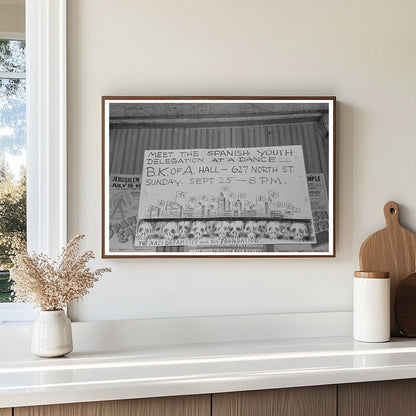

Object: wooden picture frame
[102,96,336,258]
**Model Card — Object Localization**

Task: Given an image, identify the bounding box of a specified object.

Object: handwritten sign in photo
[135,145,316,247]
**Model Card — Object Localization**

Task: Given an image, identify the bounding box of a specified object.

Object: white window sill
[0,303,36,324]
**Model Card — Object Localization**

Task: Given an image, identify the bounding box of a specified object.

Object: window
[0,1,67,324]
[0,36,26,302]
[0,33,34,322]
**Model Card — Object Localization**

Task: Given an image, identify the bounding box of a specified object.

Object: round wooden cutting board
[359,201,416,336]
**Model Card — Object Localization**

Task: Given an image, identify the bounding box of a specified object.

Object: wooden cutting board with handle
[359,201,416,336]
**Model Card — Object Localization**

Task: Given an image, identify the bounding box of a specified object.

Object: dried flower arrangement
[10,234,111,311]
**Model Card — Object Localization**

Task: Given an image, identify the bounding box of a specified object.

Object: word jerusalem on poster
[102,96,335,258]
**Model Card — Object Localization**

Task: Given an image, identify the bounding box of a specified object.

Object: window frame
[0,0,67,323]
[26,0,67,257]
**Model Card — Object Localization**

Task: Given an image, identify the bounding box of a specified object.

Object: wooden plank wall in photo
[109,120,329,187]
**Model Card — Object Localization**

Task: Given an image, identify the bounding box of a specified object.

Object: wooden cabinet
[212,386,336,416]
[14,395,210,416]
[11,379,416,416]
[338,380,416,416]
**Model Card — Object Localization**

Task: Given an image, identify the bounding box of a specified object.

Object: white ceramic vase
[31,310,73,357]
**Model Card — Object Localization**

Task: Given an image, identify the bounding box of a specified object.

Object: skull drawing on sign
[189,221,207,239]
[229,221,244,238]
[214,221,231,239]
[279,222,292,240]
[205,221,217,237]
[244,221,259,240]
[266,221,282,240]
[256,221,267,238]
[136,221,153,241]
[163,222,179,242]
[153,222,165,239]
[178,221,192,239]
[290,222,309,241]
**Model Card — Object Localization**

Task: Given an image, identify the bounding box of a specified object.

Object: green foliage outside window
[0,163,26,302]
[0,39,26,302]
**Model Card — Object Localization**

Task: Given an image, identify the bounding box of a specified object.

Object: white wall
[67,0,416,322]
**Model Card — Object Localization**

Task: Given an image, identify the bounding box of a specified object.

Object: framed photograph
[102,96,335,258]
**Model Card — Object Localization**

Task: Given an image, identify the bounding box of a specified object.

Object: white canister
[353,271,390,343]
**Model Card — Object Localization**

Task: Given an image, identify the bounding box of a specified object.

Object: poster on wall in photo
[102,96,335,257]
[308,173,329,240]
[108,174,142,251]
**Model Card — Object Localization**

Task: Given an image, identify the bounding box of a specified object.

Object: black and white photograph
[102,97,335,257]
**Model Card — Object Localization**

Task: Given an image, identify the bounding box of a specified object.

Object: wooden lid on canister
[354,271,390,279]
